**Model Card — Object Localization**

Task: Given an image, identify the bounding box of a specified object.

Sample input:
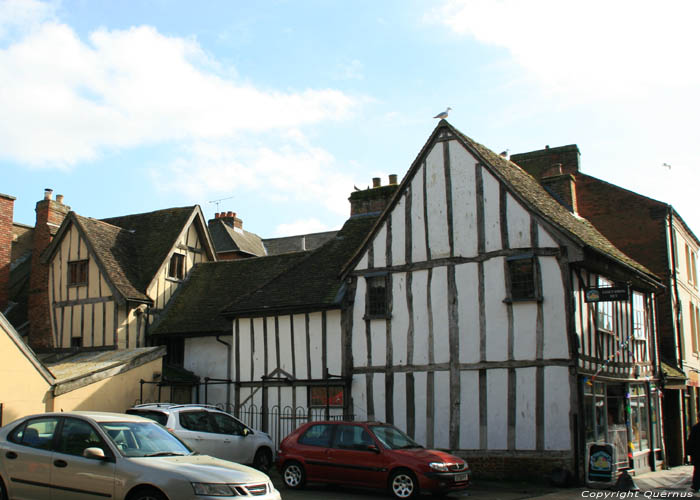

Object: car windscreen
[99,421,193,457]
[125,409,168,426]
[370,425,423,450]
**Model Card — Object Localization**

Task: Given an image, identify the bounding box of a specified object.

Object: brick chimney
[0,193,16,312]
[511,145,581,213]
[28,189,70,349]
[349,175,399,216]
[214,211,243,230]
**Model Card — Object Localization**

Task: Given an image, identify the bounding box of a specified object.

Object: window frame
[595,276,615,333]
[168,253,185,280]
[632,291,648,340]
[365,274,390,319]
[309,385,345,408]
[505,254,541,302]
[67,259,89,287]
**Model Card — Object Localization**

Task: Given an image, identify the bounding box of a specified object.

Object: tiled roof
[150,251,310,336]
[263,230,338,255]
[208,219,266,257]
[224,215,377,316]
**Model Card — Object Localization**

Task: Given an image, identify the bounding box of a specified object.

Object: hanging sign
[586,443,616,484]
[585,286,629,303]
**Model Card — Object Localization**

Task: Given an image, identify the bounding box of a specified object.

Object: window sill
[165,276,183,283]
[363,314,392,321]
[67,283,87,288]
[503,296,542,304]
[597,327,615,336]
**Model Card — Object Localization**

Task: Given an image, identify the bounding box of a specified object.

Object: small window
[68,260,88,286]
[309,386,344,408]
[10,417,59,450]
[179,411,214,432]
[596,276,614,332]
[168,253,185,280]
[366,275,388,318]
[507,256,538,301]
[210,412,246,436]
[298,424,334,447]
[71,337,83,348]
[632,292,647,340]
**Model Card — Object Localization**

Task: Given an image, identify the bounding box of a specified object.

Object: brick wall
[457,450,576,482]
[0,193,16,311]
[28,191,70,350]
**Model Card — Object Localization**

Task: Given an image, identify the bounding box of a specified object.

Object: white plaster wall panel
[279,387,293,410]
[292,314,307,379]
[434,370,450,448]
[515,367,537,450]
[237,319,252,382]
[356,253,369,271]
[431,266,450,364]
[482,169,503,252]
[185,336,228,404]
[506,193,531,248]
[391,273,410,365]
[372,373,386,422]
[393,372,407,432]
[512,303,537,360]
[252,318,265,381]
[351,377,368,420]
[487,368,508,450]
[450,144,479,258]
[92,304,104,347]
[411,270,430,365]
[425,144,451,259]
[83,306,93,347]
[413,371,427,445]
[352,278,368,367]
[370,319,386,367]
[267,387,279,413]
[485,257,508,362]
[537,224,558,248]
[391,196,407,266]
[295,386,308,409]
[459,370,480,449]
[266,317,276,376]
[326,310,342,374]
[544,366,571,450]
[79,234,88,261]
[540,257,569,359]
[308,312,323,379]
[411,165,427,263]
[373,225,387,269]
[277,315,293,374]
[456,263,480,364]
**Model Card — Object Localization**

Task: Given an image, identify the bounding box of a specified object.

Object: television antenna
[208,195,235,212]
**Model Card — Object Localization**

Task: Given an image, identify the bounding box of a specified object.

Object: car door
[176,410,221,457]
[208,411,254,463]
[49,417,116,500]
[327,424,388,487]
[2,416,59,500]
[294,423,335,481]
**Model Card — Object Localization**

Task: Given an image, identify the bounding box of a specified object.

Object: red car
[277,421,470,499]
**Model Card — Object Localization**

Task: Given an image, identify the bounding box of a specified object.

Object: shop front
[582,377,663,474]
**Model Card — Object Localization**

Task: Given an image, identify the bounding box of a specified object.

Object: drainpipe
[216,335,232,409]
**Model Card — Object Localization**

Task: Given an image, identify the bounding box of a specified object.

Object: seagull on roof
[433,107,451,119]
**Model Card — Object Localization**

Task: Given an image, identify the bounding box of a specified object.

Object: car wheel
[390,470,418,499]
[128,487,168,500]
[253,447,272,472]
[282,461,306,489]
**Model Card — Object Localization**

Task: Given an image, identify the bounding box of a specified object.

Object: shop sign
[585,286,629,303]
[586,443,616,484]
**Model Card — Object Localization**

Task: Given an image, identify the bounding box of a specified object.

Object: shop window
[309,386,344,407]
[629,384,649,452]
[583,381,607,443]
[68,260,88,286]
[168,253,185,280]
[506,256,539,301]
[632,292,647,340]
[365,275,388,318]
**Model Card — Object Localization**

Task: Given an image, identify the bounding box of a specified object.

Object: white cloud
[431,0,700,99]
[273,218,334,237]
[0,0,54,39]
[0,4,357,166]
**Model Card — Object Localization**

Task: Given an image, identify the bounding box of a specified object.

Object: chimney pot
[44,188,53,200]
[56,194,64,204]
[226,211,234,217]
[389,174,398,185]
[372,177,381,188]
[232,212,236,218]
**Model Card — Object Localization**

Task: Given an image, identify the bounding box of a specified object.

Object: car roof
[21,411,154,423]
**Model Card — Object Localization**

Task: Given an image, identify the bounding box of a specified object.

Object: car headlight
[191,482,235,496]
[429,462,450,472]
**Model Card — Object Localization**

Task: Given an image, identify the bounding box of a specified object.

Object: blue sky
[2,0,699,238]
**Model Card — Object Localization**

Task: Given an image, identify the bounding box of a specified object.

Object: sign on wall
[586,443,616,484]
[585,286,629,303]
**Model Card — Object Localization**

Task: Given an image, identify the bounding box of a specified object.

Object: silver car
[127,404,274,472]
[0,411,281,500]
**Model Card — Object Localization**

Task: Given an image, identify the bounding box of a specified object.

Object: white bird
[433,107,451,119]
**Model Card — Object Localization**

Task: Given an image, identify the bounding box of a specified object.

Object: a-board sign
[587,443,616,484]
[584,286,629,303]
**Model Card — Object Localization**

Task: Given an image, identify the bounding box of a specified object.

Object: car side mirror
[367,445,380,453]
[83,447,106,460]
[242,428,250,437]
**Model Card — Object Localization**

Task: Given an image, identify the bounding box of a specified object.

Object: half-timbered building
[341,121,664,478]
